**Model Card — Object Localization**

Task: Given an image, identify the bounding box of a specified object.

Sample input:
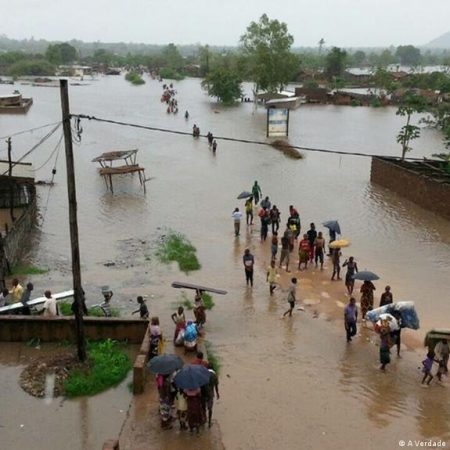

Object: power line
[32,132,64,172]
[71,114,431,161]
[0,121,62,141]
[0,123,62,177]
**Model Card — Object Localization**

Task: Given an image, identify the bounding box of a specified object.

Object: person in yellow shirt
[9,278,23,303]
[266,260,278,295]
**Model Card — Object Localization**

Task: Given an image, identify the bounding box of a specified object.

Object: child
[283,278,297,318]
[421,351,435,385]
[266,260,278,295]
[175,389,188,430]
[132,296,149,319]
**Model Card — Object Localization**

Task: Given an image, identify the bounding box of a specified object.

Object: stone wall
[370,157,450,221]
[0,316,148,343]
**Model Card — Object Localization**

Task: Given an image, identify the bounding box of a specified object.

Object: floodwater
[0,343,136,450]
[0,76,449,449]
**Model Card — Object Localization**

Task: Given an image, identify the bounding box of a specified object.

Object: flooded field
[0,76,449,449]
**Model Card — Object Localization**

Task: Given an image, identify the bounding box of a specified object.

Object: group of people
[154,352,219,432]
[0,278,58,316]
[161,83,178,113]
[235,183,449,385]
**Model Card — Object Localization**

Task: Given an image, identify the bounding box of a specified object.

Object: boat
[0,78,14,85]
[0,93,33,113]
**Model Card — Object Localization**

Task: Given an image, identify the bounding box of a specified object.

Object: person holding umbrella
[174,365,211,433]
[360,280,376,319]
[245,197,254,225]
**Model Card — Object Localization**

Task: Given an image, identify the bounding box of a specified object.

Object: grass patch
[205,341,221,375]
[178,292,214,310]
[11,265,48,275]
[59,302,120,317]
[202,293,215,310]
[125,71,145,85]
[64,339,131,397]
[156,231,201,273]
[270,140,304,160]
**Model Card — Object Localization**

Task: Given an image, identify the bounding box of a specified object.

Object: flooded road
[1,76,449,448]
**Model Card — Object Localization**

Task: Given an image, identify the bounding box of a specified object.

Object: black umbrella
[237,191,253,200]
[173,364,211,389]
[147,354,184,375]
[352,271,380,281]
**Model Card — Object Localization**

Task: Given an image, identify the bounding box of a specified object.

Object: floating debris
[270,140,304,159]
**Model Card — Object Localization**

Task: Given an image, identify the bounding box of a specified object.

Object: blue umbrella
[147,354,184,375]
[322,220,341,235]
[352,271,380,281]
[173,364,211,390]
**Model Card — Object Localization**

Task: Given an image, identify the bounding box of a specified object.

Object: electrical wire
[71,114,430,161]
[0,123,62,176]
[0,121,62,140]
[32,132,64,172]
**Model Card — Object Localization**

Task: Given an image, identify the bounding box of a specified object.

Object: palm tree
[318,38,325,54]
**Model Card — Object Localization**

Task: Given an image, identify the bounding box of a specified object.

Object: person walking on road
[243,249,255,287]
[251,181,262,205]
[344,297,358,342]
[283,278,297,318]
[232,208,243,236]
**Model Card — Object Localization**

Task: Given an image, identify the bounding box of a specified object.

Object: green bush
[11,265,48,275]
[205,341,221,375]
[64,340,131,397]
[8,59,55,76]
[159,67,184,80]
[125,71,145,85]
[156,231,201,273]
[371,98,382,108]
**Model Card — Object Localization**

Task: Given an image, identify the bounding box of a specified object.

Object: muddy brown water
[0,77,449,449]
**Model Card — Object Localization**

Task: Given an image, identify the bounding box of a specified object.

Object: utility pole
[60,79,86,362]
[7,138,16,223]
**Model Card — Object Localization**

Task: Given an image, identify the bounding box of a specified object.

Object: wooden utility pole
[60,79,86,362]
[7,138,16,223]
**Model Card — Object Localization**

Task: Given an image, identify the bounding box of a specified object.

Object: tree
[325,47,347,80]
[318,38,325,54]
[396,93,426,160]
[201,67,242,104]
[46,43,77,64]
[240,14,299,93]
[352,50,366,66]
[162,43,184,71]
[395,45,421,66]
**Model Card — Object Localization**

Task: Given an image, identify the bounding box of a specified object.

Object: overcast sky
[1,0,449,47]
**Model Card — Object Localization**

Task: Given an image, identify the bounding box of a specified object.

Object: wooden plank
[171,281,227,295]
[0,290,74,313]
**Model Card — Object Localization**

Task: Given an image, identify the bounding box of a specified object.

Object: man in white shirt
[42,290,58,317]
[232,208,243,236]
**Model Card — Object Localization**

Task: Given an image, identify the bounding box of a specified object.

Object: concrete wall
[0,316,148,343]
[370,157,450,221]
[1,197,36,268]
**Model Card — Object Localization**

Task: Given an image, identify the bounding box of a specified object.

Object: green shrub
[11,265,48,275]
[156,231,201,273]
[8,59,55,76]
[371,98,381,108]
[205,341,221,375]
[64,340,131,397]
[159,67,184,80]
[125,71,145,85]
